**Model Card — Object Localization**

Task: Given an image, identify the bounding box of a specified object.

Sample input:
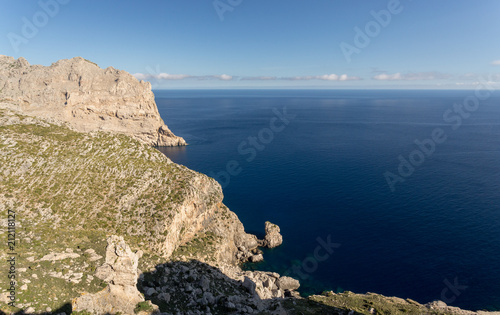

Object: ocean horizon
[155,89,500,311]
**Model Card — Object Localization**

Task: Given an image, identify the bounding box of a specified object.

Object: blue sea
[155,89,500,311]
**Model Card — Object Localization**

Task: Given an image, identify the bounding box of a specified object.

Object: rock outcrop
[73,235,158,315]
[0,55,185,146]
[0,108,260,313]
[262,221,283,248]
[139,260,302,314]
[1,56,497,315]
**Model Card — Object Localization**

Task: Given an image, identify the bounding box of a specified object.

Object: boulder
[72,235,150,315]
[276,276,300,291]
[263,221,283,248]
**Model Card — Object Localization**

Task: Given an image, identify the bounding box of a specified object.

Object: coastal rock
[0,55,185,146]
[250,254,264,262]
[72,235,149,314]
[262,221,283,248]
[140,260,305,313]
[276,276,300,291]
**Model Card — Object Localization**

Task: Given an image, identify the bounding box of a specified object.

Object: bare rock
[72,284,145,315]
[39,252,80,261]
[73,235,149,315]
[0,55,185,147]
[249,254,264,263]
[276,276,300,291]
[263,221,283,248]
[94,235,142,286]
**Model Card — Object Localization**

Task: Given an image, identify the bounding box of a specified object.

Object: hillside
[0,56,496,315]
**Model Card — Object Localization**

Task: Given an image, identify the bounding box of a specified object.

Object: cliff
[0,107,263,313]
[0,55,185,147]
[0,56,495,315]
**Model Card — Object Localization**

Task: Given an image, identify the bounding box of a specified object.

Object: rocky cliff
[0,56,496,315]
[0,55,185,146]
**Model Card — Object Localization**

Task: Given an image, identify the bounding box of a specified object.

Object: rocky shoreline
[0,56,498,314]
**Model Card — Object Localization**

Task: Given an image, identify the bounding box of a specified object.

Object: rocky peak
[0,55,185,146]
[72,235,157,315]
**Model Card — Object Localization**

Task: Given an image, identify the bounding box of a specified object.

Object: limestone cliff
[0,55,185,146]
[0,56,495,315]
[0,108,259,313]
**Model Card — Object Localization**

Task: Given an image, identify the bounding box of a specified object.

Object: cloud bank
[242,74,362,81]
[135,73,361,82]
[133,73,233,81]
[372,72,450,81]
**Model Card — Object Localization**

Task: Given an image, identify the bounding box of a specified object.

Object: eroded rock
[72,235,150,315]
[0,55,185,147]
[262,221,283,248]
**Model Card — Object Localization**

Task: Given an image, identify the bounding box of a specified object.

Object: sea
[154,89,500,311]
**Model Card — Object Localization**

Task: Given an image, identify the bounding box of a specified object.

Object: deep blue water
[154,89,500,311]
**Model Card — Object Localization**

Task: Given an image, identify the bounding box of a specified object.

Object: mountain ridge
[0,55,185,147]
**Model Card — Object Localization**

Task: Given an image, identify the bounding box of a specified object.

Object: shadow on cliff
[10,303,72,315]
[137,259,359,315]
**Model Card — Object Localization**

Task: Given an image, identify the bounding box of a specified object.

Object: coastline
[0,56,498,314]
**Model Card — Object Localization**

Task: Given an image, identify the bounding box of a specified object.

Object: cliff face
[0,107,260,312]
[0,108,254,262]
[0,55,185,147]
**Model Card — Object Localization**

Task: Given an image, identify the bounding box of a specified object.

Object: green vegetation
[170,231,221,263]
[0,110,220,313]
[134,301,154,313]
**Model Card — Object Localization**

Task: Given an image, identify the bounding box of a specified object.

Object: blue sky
[1,0,500,89]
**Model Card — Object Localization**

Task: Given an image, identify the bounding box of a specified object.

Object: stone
[158,292,171,303]
[146,287,157,296]
[243,276,257,294]
[262,221,283,248]
[276,276,300,291]
[0,55,185,147]
[249,254,264,262]
[39,252,80,261]
[200,275,210,291]
[72,235,149,315]
[427,300,448,309]
[0,292,10,303]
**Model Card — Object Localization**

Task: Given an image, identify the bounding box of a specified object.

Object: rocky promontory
[0,56,497,315]
[0,55,185,146]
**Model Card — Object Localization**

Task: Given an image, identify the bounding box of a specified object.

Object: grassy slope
[0,109,215,313]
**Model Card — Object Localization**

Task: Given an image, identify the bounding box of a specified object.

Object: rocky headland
[0,55,185,147]
[0,56,497,315]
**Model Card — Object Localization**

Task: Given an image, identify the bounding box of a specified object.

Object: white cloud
[215,74,233,81]
[241,76,278,80]
[283,74,361,81]
[135,72,362,82]
[373,72,450,81]
[133,73,191,80]
[157,73,191,80]
[373,73,403,81]
[133,73,234,81]
[491,60,500,66]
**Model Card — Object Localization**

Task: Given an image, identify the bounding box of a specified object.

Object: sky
[1,0,500,89]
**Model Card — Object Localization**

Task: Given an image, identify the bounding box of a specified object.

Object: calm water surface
[155,89,500,311]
